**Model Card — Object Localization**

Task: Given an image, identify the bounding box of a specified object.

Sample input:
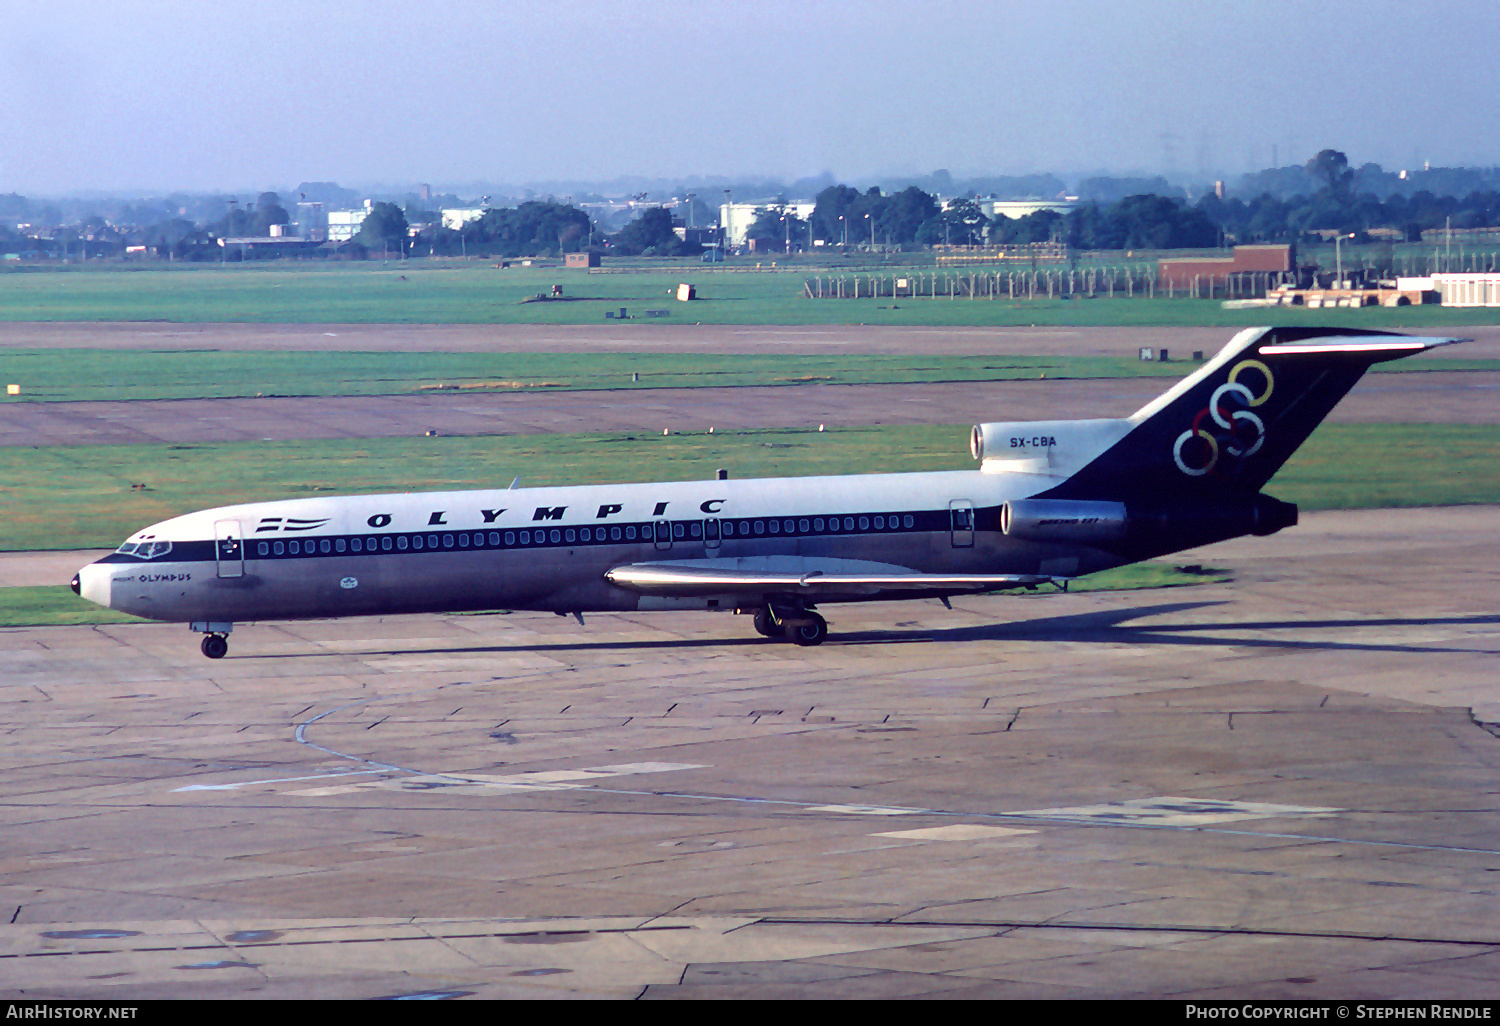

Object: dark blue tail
[1042,326,1463,505]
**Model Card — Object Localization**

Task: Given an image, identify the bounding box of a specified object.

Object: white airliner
[73,327,1462,658]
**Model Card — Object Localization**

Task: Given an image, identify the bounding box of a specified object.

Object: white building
[969,198,1078,221]
[718,201,815,249]
[326,205,371,243]
[441,208,488,232]
[1429,273,1500,307]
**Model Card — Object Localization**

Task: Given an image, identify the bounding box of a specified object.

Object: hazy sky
[3,0,1496,196]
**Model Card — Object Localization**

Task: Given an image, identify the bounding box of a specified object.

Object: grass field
[2,260,1492,628]
[2,425,972,550]
[0,347,1492,405]
[0,586,148,626]
[0,350,1187,403]
[4,422,1496,552]
[3,263,1500,328]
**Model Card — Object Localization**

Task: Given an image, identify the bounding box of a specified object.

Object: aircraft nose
[74,563,113,608]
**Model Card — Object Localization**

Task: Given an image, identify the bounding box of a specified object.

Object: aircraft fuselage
[77,468,1119,625]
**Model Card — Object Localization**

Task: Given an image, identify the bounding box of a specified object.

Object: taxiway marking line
[173,769,388,792]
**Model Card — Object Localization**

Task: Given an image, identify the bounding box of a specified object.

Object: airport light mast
[1334,232,1354,287]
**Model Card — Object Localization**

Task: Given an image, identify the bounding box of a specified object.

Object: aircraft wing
[605,558,1058,598]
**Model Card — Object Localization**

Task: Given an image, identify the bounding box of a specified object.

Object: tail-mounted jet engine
[1001,496,1298,548]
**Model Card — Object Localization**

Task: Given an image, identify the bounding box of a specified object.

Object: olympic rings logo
[1172,359,1274,477]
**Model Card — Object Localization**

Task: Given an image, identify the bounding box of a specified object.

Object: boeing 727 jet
[73,327,1462,658]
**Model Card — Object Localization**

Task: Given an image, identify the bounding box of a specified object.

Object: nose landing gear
[191,621,234,659]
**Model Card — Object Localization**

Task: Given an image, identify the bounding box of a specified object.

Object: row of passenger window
[251,514,919,558]
[726,514,914,536]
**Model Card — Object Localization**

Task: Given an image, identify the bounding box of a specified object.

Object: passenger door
[949,500,975,548]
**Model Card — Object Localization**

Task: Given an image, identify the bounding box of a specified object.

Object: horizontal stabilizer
[1257,335,1468,356]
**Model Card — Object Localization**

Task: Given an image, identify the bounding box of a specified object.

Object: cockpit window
[115,540,172,559]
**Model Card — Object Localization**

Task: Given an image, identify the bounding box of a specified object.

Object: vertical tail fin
[1042,327,1465,502]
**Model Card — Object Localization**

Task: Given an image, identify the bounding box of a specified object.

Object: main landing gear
[191,621,233,659]
[747,605,828,646]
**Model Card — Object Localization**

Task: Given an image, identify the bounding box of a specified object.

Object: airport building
[719,201,815,249]
[216,230,321,259]
[441,208,488,231]
[972,197,1078,221]
[326,206,372,243]
[717,197,1074,249]
[1429,272,1500,306]
[1158,244,1295,290]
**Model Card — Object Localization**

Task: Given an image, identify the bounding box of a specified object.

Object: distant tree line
[6,150,1500,263]
[998,186,1500,251]
[1194,151,1500,245]
[764,150,1500,252]
[735,183,1218,252]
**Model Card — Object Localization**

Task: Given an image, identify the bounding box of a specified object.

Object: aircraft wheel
[785,613,828,647]
[752,607,779,638]
[201,634,228,660]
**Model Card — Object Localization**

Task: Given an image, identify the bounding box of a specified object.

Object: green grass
[1268,423,1500,510]
[0,586,148,626]
[3,263,1500,328]
[2,259,1489,627]
[3,422,1497,553]
[1084,562,1232,591]
[0,426,974,550]
[0,346,1491,405]
[0,350,1183,403]
[1028,562,1232,596]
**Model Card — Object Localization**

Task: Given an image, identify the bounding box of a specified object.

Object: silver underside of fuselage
[81,531,1121,624]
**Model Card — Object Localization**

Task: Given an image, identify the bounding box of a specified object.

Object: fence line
[800,268,1174,300]
[799,256,1500,301]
